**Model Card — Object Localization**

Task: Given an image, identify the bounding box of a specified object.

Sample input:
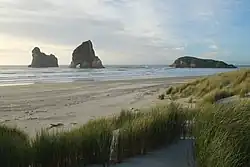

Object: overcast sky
[0,0,250,65]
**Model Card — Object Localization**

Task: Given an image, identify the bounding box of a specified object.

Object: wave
[1,72,18,74]
[0,66,238,85]
[107,65,152,69]
[0,83,34,87]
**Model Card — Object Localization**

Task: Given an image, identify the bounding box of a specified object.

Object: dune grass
[166,69,250,103]
[1,99,250,167]
[0,103,186,167]
[0,126,31,167]
[202,88,234,104]
[117,104,185,160]
[31,118,114,167]
[194,100,250,167]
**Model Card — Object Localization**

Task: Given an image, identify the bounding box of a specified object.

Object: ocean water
[0,65,240,86]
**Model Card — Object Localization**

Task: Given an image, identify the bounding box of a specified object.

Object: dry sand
[0,76,197,136]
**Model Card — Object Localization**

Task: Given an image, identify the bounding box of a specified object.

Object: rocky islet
[69,40,104,68]
[28,40,104,68]
[170,56,236,68]
[28,43,237,69]
[28,47,59,68]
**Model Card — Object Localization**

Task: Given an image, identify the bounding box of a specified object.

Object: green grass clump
[0,126,31,167]
[111,110,143,128]
[32,118,113,167]
[117,104,185,160]
[167,69,250,102]
[202,88,234,104]
[194,100,250,167]
[239,86,249,98]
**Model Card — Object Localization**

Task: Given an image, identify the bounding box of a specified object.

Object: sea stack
[69,40,104,68]
[170,56,237,68]
[28,47,59,68]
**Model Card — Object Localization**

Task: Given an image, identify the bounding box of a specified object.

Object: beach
[0,76,197,136]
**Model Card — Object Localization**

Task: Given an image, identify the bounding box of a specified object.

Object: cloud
[209,45,218,49]
[0,0,248,65]
[173,47,185,50]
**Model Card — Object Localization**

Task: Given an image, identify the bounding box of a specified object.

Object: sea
[0,65,247,86]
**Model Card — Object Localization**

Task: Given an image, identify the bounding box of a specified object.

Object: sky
[0,0,250,65]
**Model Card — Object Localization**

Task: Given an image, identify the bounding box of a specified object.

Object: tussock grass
[117,104,185,160]
[32,118,114,167]
[202,88,234,104]
[0,126,31,167]
[166,69,250,102]
[0,103,187,167]
[194,100,250,167]
[111,109,144,128]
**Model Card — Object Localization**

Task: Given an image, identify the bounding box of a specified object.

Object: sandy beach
[0,76,197,136]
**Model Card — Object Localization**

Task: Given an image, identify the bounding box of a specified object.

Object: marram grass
[166,69,250,103]
[0,103,186,167]
[31,118,114,167]
[194,100,250,167]
[0,126,31,167]
[117,104,186,160]
[1,97,250,167]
